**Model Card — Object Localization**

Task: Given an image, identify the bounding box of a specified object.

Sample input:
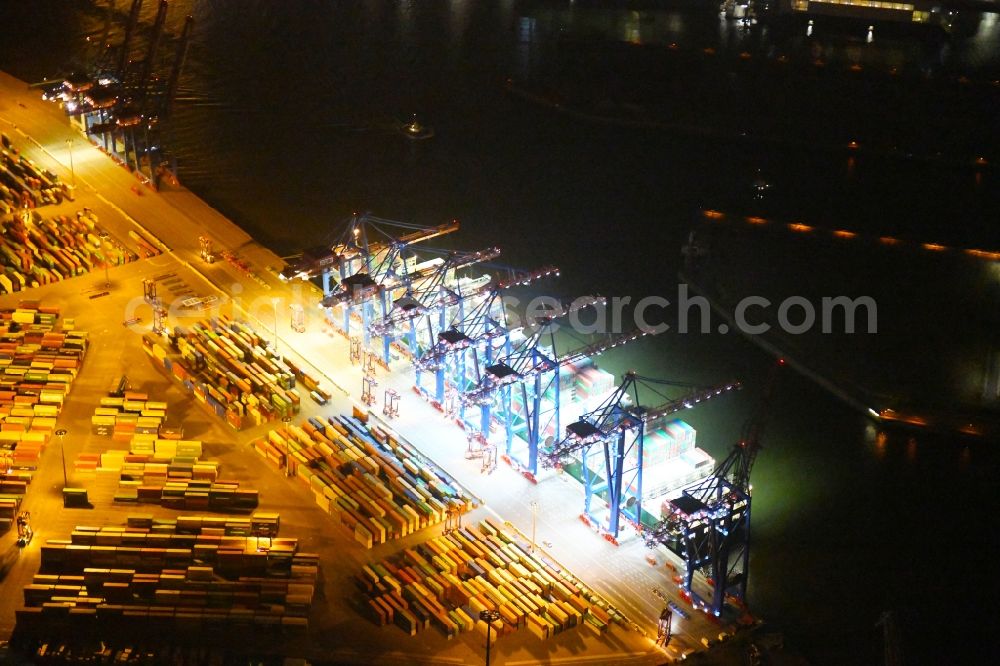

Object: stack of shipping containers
[357,517,616,640]
[0,211,147,293]
[143,316,301,431]
[0,142,71,211]
[17,516,317,636]
[0,303,87,532]
[252,414,475,550]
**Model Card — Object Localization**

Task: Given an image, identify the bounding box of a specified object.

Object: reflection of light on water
[953,356,990,406]
[975,11,998,42]
[624,11,641,44]
[448,0,473,39]
[959,446,971,468]
[865,424,889,459]
[867,425,888,459]
[987,261,1000,283]
[518,16,537,43]
[906,437,917,462]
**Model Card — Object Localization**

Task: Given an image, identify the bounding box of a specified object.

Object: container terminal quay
[0,71,803,665]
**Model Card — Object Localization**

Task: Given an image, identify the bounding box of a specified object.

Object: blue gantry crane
[367,246,501,361]
[643,360,781,617]
[460,316,658,480]
[412,266,560,415]
[281,213,460,363]
[541,372,741,538]
[321,215,460,361]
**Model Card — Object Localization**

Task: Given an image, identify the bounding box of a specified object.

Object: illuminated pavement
[0,71,744,663]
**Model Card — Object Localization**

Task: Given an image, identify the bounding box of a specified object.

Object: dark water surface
[2,1,1000,663]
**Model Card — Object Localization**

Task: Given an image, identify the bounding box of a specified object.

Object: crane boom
[643,380,742,423]
[556,329,649,368]
[405,247,501,290]
[398,219,460,245]
[139,0,169,100]
[494,266,559,290]
[118,0,144,79]
[367,247,502,336]
[413,265,562,372]
[461,328,651,407]
[543,377,741,465]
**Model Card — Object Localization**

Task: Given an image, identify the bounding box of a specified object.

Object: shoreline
[0,69,802,664]
[0,68,353,403]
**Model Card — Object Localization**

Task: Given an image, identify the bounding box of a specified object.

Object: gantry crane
[138,0,170,101]
[367,246,501,360]
[61,0,191,185]
[413,266,559,412]
[105,0,168,178]
[460,316,660,479]
[643,359,782,617]
[541,372,741,538]
[278,244,340,290]
[310,214,459,362]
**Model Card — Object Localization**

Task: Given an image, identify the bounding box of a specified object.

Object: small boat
[400,114,434,140]
[751,169,771,199]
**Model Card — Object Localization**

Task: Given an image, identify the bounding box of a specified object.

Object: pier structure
[543,373,741,538]
[286,215,666,486]
[38,0,193,186]
[281,214,728,506]
[0,72,759,660]
[283,214,748,547]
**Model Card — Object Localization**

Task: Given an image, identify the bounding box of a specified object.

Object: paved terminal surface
[0,71,748,664]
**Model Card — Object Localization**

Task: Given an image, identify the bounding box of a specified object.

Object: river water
[2,1,999,663]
